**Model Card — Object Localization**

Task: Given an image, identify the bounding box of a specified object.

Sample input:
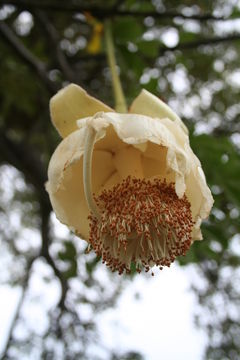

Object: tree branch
[1,203,68,357]
[159,33,240,54]
[0,20,58,94]
[0,129,50,208]
[0,129,68,309]
[1,256,37,359]
[0,0,236,21]
[43,251,68,309]
[33,10,76,83]
[40,202,68,310]
[112,0,126,10]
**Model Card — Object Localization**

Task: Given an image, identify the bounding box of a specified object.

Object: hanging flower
[46,84,213,274]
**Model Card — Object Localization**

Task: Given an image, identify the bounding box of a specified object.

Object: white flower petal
[78,112,190,197]
[130,89,189,135]
[46,128,116,239]
[47,107,213,243]
[50,84,113,138]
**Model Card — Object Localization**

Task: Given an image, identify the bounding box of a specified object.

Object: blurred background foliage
[0,0,240,359]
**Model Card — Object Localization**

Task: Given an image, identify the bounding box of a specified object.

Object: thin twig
[42,251,68,309]
[159,33,240,54]
[112,0,126,10]
[0,20,58,94]
[1,257,37,359]
[40,202,68,310]
[34,10,76,82]
[0,130,50,207]
[0,0,235,21]
[0,129,68,323]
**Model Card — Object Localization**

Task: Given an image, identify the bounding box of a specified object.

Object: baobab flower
[46,84,213,274]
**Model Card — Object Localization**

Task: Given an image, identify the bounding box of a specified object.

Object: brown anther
[88,176,193,275]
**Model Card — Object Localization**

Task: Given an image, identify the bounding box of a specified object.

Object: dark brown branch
[112,0,126,10]
[0,0,234,21]
[0,20,58,94]
[0,130,50,208]
[2,205,68,356]
[43,252,68,309]
[159,33,240,54]
[0,130,68,309]
[34,10,76,83]
[1,256,37,359]
[40,202,68,310]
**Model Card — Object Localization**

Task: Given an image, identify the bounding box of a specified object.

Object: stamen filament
[89,176,193,274]
[83,126,101,220]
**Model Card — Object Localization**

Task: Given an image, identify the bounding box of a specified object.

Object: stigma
[88,176,193,275]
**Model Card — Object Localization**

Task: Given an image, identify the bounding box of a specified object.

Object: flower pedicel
[46,84,213,274]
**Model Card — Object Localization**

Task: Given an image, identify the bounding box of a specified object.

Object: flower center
[88,176,193,275]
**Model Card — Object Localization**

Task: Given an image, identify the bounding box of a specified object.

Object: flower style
[46,84,213,274]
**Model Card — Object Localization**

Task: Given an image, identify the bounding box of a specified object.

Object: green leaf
[86,256,101,274]
[142,78,158,93]
[63,261,77,279]
[113,17,142,43]
[118,46,145,77]
[137,40,160,58]
[229,9,240,19]
[58,241,77,261]
[179,31,199,43]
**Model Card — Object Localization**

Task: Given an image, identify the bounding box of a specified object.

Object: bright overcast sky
[0,263,206,360]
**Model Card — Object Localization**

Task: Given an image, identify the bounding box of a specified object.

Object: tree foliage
[0,0,240,359]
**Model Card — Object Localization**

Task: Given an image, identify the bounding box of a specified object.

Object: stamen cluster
[89,176,193,275]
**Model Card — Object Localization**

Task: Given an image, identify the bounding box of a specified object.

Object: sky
[0,263,207,360]
[95,264,206,360]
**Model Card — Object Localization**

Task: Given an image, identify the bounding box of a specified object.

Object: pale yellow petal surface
[47,112,213,242]
[46,128,116,239]
[78,113,190,198]
[50,84,114,138]
[79,113,191,197]
[130,89,188,135]
[185,151,214,240]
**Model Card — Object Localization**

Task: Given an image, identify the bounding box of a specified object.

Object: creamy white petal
[78,112,190,197]
[129,89,189,135]
[46,127,116,239]
[50,84,114,138]
[47,112,213,242]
